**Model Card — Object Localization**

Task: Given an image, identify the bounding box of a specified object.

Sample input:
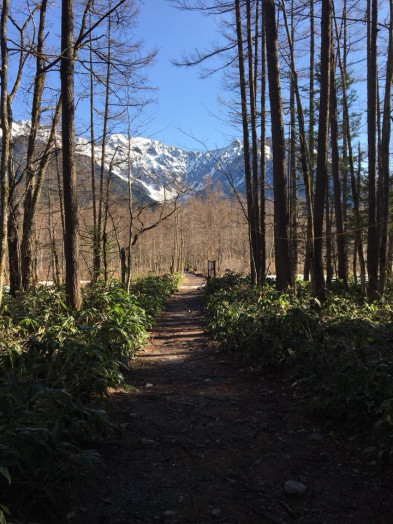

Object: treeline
[16,182,252,280]
[174,0,393,298]
[0,0,161,310]
[1,0,393,307]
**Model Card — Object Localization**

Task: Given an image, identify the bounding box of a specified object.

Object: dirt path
[69,273,393,523]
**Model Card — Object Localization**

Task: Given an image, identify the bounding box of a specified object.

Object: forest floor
[65,273,393,524]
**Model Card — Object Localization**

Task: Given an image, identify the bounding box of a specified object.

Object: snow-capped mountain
[10,121,273,202]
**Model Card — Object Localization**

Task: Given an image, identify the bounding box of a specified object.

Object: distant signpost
[207,260,216,279]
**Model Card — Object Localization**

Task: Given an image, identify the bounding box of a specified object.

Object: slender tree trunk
[97,15,112,282]
[356,144,367,293]
[334,13,366,294]
[22,99,61,289]
[5,4,29,291]
[289,81,297,283]
[366,0,378,296]
[387,231,393,278]
[263,0,292,289]
[89,27,99,282]
[341,0,348,238]
[246,0,261,285]
[21,0,48,289]
[0,0,11,306]
[125,121,134,293]
[61,0,81,309]
[376,0,393,295]
[314,0,332,299]
[353,236,358,283]
[48,188,61,286]
[329,35,347,287]
[260,7,266,280]
[289,0,297,283]
[281,0,315,287]
[8,197,21,294]
[7,100,22,294]
[103,156,115,284]
[304,0,315,282]
[235,0,255,284]
[326,178,333,286]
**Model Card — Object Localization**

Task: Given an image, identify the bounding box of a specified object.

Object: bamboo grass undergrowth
[0,273,182,523]
[205,274,393,464]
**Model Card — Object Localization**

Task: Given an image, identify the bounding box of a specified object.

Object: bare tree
[313,0,332,299]
[263,0,292,289]
[376,0,393,294]
[0,0,11,306]
[366,0,378,297]
[330,28,347,287]
[61,0,82,309]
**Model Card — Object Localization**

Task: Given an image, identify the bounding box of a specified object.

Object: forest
[1,0,393,522]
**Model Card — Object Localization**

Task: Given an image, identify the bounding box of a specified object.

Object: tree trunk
[246,0,262,285]
[289,0,298,283]
[263,0,293,289]
[356,144,367,293]
[334,12,366,294]
[313,0,332,299]
[89,26,99,282]
[341,0,348,242]
[20,0,48,289]
[376,0,393,295]
[281,0,315,287]
[325,178,333,286]
[96,15,112,282]
[329,35,347,287]
[22,99,61,289]
[235,0,256,284]
[366,0,378,296]
[61,0,81,309]
[260,10,266,280]
[7,99,22,294]
[7,182,22,294]
[387,231,393,278]
[0,0,11,306]
[304,0,315,282]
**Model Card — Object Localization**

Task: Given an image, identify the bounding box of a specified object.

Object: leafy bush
[0,274,180,521]
[129,273,182,319]
[206,275,393,462]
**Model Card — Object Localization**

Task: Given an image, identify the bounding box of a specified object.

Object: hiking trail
[67,273,392,523]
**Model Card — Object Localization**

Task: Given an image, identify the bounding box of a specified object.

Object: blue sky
[136,1,238,150]
[9,1,236,152]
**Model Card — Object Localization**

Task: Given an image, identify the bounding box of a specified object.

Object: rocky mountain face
[11,121,273,202]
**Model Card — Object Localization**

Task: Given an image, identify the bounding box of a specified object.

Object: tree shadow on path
[67,274,393,524]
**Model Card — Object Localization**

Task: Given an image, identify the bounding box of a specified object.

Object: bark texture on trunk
[235,0,256,284]
[377,0,393,295]
[0,0,11,306]
[61,0,81,310]
[366,0,378,296]
[263,0,293,289]
[313,0,332,298]
[329,38,347,287]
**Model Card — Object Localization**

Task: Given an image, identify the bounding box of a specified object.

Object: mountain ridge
[10,120,273,202]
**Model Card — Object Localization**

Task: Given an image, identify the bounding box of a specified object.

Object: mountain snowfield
[10,120,273,202]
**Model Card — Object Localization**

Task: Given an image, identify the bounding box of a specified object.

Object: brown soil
[66,273,393,524]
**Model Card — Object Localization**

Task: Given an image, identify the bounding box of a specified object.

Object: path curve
[68,273,392,523]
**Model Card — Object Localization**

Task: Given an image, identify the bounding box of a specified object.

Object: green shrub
[206,275,393,462]
[0,274,179,521]
[130,273,182,319]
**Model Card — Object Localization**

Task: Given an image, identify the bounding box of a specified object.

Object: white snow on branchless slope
[10,120,274,202]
